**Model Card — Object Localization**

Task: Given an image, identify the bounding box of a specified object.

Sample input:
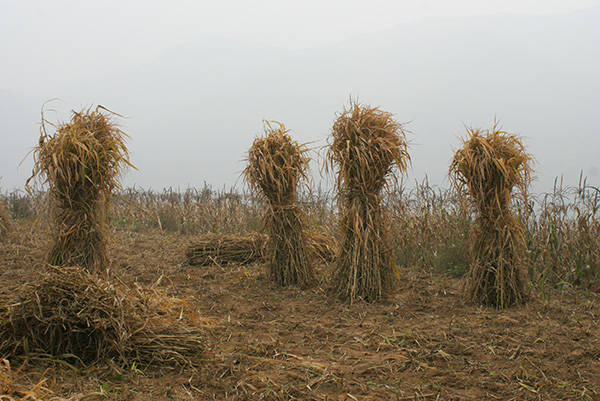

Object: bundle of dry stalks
[328,102,410,302]
[0,266,205,368]
[27,106,133,272]
[0,201,10,241]
[243,121,315,287]
[305,231,338,264]
[186,232,267,266]
[450,125,532,308]
[185,231,337,266]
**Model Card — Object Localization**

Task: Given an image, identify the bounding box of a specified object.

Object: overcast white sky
[1,0,599,192]
[2,0,598,90]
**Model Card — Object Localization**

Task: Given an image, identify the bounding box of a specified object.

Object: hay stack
[0,200,10,241]
[28,107,133,272]
[243,121,315,287]
[185,230,337,266]
[450,126,532,308]
[328,102,410,302]
[0,266,205,367]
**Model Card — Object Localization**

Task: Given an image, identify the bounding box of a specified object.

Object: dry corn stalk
[0,200,10,241]
[243,121,315,287]
[185,230,337,266]
[27,106,133,272]
[0,266,205,368]
[450,125,532,308]
[328,102,410,302]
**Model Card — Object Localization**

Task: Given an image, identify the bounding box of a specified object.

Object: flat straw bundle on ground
[185,231,337,266]
[328,102,410,303]
[450,126,532,308]
[0,266,205,368]
[186,232,267,266]
[243,121,315,287]
[28,106,133,272]
[0,200,10,241]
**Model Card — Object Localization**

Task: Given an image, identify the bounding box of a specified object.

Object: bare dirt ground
[1,222,599,401]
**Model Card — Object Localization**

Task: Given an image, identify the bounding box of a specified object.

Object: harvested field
[1,222,598,400]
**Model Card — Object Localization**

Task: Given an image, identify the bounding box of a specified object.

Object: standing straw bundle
[328,102,410,302]
[449,126,532,308]
[28,106,133,272]
[244,121,315,287]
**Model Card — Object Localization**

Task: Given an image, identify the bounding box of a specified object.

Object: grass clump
[243,121,315,287]
[28,106,133,272]
[0,200,11,241]
[0,266,205,368]
[328,102,410,303]
[450,125,532,308]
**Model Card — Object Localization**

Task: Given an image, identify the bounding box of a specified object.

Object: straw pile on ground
[186,232,266,266]
[243,121,315,287]
[0,200,10,241]
[450,126,532,308]
[27,107,133,272]
[185,231,337,266]
[328,102,410,303]
[0,266,205,368]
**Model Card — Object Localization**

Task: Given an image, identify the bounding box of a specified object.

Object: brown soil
[1,222,598,401]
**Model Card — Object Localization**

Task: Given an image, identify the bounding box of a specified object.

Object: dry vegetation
[243,121,315,287]
[185,231,336,267]
[0,220,598,400]
[27,107,133,272]
[0,109,598,399]
[0,265,205,369]
[450,126,532,308]
[0,200,11,241]
[328,103,410,302]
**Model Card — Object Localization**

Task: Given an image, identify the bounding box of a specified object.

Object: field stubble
[0,180,598,400]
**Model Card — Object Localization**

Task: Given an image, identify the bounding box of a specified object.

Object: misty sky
[1,0,599,193]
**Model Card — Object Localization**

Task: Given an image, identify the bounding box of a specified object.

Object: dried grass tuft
[0,358,69,400]
[27,106,133,272]
[0,266,205,368]
[0,200,11,241]
[185,231,337,266]
[243,121,315,287]
[328,102,410,303]
[449,125,532,308]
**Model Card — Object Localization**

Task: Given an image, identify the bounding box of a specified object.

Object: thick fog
[1,1,599,193]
